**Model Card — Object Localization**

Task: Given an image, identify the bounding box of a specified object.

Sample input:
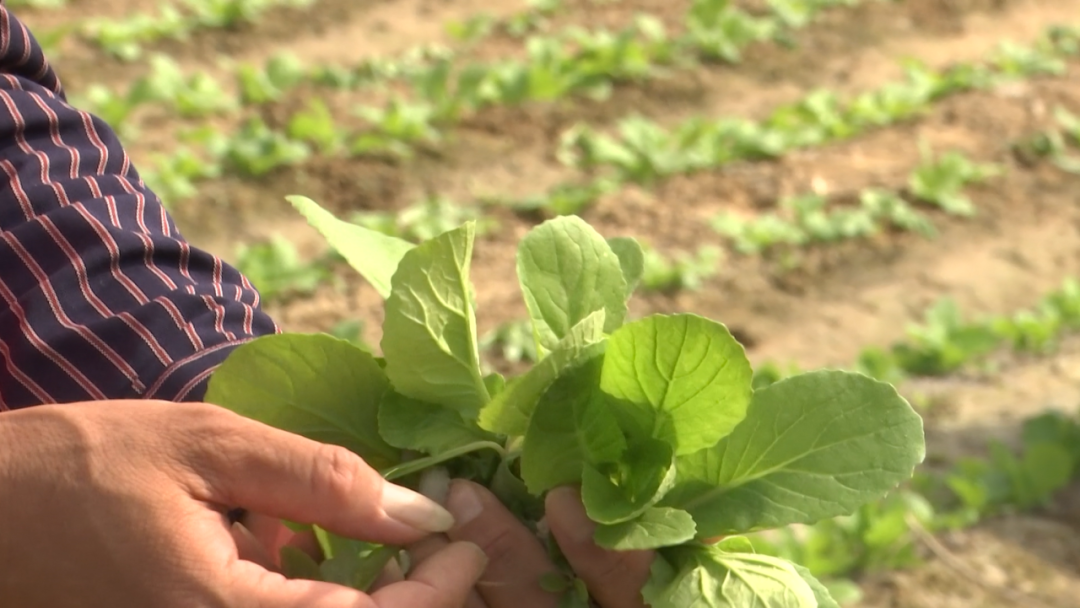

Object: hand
[398,481,654,608]
[0,400,487,608]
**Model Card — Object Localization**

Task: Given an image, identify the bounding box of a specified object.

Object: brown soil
[23,0,1080,603]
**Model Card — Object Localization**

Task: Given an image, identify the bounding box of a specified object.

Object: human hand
[395,480,653,608]
[0,400,487,608]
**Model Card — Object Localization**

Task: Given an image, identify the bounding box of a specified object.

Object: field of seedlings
[16,0,1080,605]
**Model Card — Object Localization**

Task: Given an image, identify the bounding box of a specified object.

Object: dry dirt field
[16,0,1080,605]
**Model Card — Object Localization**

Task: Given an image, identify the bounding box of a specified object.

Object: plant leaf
[478,310,607,436]
[607,236,645,298]
[600,314,753,455]
[581,437,677,524]
[382,222,490,419]
[279,546,323,581]
[643,545,817,608]
[517,216,628,352]
[314,528,398,591]
[662,370,925,537]
[205,334,400,470]
[378,389,497,454]
[287,195,413,299]
[594,506,697,550]
[791,563,840,608]
[520,355,626,493]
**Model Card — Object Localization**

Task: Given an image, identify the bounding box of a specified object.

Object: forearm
[0,7,278,409]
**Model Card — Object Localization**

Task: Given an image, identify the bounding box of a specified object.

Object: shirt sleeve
[0,6,279,411]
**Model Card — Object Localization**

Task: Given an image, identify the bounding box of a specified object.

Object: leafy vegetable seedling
[206,196,926,608]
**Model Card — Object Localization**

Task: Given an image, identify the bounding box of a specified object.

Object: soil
[17,0,1080,604]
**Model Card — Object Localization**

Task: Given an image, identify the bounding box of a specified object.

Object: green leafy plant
[205,196,925,607]
[351,197,498,244]
[908,148,998,216]
[639,245,722,292]
[233,235,333,303]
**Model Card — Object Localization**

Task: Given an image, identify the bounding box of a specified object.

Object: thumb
[174,405,454,547]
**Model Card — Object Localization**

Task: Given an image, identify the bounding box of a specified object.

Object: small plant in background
[236,52,307,105]
[233,235,333,303]
[351,197,498,243]
[639,244,722,292]
[908,148,999,216]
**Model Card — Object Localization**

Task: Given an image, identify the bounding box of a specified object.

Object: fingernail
[546,486,595,543]
[382,483,456,533]
[445,480,484,528]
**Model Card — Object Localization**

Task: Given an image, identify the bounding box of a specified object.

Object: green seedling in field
[942,411,1080,521]
[639,245,722,292]
[233,235,334,304]
[287,99,348,156]
[143,54,238,118]
[890,298,1000,376]
[685,0,776,63]
[197,118,310,177]
[206,196,925,608]
[908,149,998,217]
[351,197,498,244]
[141,145,222,208]
[81,0,316,60]
[236,52,307,105]
[353,99,442,157]
[1015,106,1080,174]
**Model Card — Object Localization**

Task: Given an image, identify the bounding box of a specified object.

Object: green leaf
[287,195,413,299]
[600,314,753,455]
[378,390,496,454]
[791,563,840,608]
[517,216,628,352]
[205,334,400,470]
[643,545,817,608]
[520,355,626,493]
[581,437,677,524]
[315,529,398,591]
[382,223,490,419]
[279,546,323,581]
[593,506,697,550]
[479,310,607,436]
[662,371,925,537]
[607,236,645,298]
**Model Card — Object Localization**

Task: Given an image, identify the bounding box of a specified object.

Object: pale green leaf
[643,545,816,608]
[378,390,496,454]
[791,563,840,608]
[520,355,626,493]
[607,236,645,298]
[479,310,607,436]
[382,223,490,418]
[601,314,753,455]
[594,506,696,550]
[662,371,925,537]
[517,216,627,351]
[279,546,323,581]
[287,195,413,299]
[205,334,400,470]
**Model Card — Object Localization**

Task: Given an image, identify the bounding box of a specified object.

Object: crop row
[712,149,1000,257]
[81,0,870,133]
[129,24,1077,213]
[540,26,1079,212]
[76,0,880,204]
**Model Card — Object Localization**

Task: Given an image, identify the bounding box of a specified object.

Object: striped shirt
[0,5,278,411]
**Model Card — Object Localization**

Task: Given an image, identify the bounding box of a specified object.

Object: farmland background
[15,0,1080,605]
